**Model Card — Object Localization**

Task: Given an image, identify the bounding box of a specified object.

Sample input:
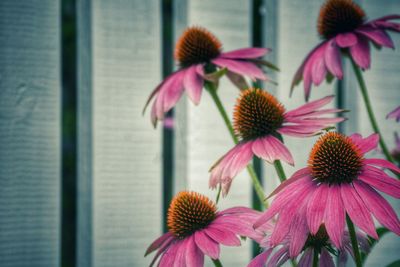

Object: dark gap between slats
[62,0,77,266]
[252,0,265,258]
[336,79,345,133]
[162,0,175,233]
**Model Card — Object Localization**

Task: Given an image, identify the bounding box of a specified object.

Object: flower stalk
[350,59,395,164]
[212,259,223,267]
[205,81,268,208]
[346,215,362,267]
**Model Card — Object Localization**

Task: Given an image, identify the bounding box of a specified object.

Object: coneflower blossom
[145,191,262,267]
[248,224,370,267]
[209,88,345,196]
[387,106,400,122]
[144,26,271,126]
[254,132,400,252]
[291,0,400,100]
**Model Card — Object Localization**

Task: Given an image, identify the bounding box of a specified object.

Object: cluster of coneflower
[143,0,400,266]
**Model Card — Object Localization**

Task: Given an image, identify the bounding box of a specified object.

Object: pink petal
[145,232,174,256]
[298,248,313,267]
[288,209,309,257]
[267,247,290,267]
[357,28,394,48]
[350,133,379,154]
[359,166,400,198]
[148,237,175,267]
[350,35,371,69]
[254,177,314,229]
[212,57,267,81]
[194,231,220,259]
[218,206,259,216]
[262,135,294,166]
[186,236,204,267]
[336,32,358,47]
[387,106,400,121]
[307,184,329,234]
[364,158,400,173]
[324,185,346,248]
[247,249,273,267]
[340,184,378,239]
[354,181,400,235]
[285,95,334,118]
[211,219,263,243]
[290,42,327,98]
[268,168,311,198]
[183,65,204,105]
[311,46,327,86]
[174,238,188,267]
[324,40,343,79]
[158,242,180,267]
[320,248,335,267]
[220,47,270,59]
[205,226,241,246]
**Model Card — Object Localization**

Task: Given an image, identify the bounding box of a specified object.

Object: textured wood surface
[77,0,162,266]
[0,1,60,266]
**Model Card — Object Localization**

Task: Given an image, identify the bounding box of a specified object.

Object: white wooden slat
[358,1,400,266]
[175,0,253,266]
[0,1,60,266]
[77,0,162,266]
[275,0,335,177]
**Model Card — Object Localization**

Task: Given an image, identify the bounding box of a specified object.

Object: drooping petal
[307,184,329,234]
[145,232,174,256]
[267,247,290,267]
[212,57,267,81]
[320,248,335,267]
[174,238,189,267]
[288,207,309,257]
[205,226,241,246]
[148,237,175,267]
[364,158,400,174]
[194,230,220,259]
[357,28,394,48]
[354,181,400,235]
[220,47,270,59]
[247,249,273,267]
[298,248,313,267]
[263,135,294,166]
[324,185,346,248]
[324,40,343,79]
[359,166,400,198]
[268,168,311,198]
[183,65,204,105]
[340,184,378,239]
[311,45,328,86]
[335,32,358,47]
[158,242,180,267]
[186,236,204,267]
[350,35,371,69]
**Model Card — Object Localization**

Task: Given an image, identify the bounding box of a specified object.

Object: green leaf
[204,67,227,83]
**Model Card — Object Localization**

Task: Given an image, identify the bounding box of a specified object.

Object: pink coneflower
[291,0,400,100]
[387,106,400,122]
[144,26,271,126]
[209,88,345,196]
[248,225,370,267]
[254,132,400,252]
[145,191,262,267]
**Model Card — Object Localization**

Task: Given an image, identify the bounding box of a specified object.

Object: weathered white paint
[77,0,162,266]
[0,0,60,266]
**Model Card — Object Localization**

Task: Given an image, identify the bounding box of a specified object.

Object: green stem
[273,160,287,182]
[205,82,267,208]
[212,258,223,267]
[350,59,395,164]
[346,215,362,267]
[312,248,319,267]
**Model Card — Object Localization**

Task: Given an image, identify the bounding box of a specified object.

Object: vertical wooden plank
[0,1,61,266]
[77,0,162,266]
[275,0,336,177]
[357,1,400,266]
[180,1,253,265]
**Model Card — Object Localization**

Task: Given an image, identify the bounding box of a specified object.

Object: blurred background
[0,0,399,266]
